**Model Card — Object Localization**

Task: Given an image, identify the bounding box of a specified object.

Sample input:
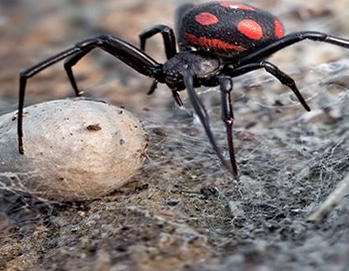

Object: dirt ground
[1,0,349,270]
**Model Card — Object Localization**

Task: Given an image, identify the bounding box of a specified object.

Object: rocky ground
[1,0,349,270]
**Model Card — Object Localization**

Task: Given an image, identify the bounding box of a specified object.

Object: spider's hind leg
[224,60,311,111]
[237,31,349,66]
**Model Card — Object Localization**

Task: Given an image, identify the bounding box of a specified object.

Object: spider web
[1,53,349,232]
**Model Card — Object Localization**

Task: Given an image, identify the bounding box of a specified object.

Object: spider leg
[175,3,195,52]
[139,24,177,59]
[218,76,238,177]
[236,31,349,66]
[64,49,93,96]
[147,79,159,95]
[138,25,177,95]
[182,69,236,176]
[18,46,82,154]
[172,90,184,107]
[224,60,311,111]
[18,34,162,154]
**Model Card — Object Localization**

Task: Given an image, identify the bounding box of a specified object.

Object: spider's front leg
[64,48,94,96]
[182,69,236,176]
[18,46,83,154]
[18,34,162,154]
[138,25,178,95]
[62,35,162,97]
[139,24,177,59]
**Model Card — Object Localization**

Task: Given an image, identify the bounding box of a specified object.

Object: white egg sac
[0,99,148,201]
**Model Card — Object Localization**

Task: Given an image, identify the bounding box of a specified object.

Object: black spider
[17,2,349,177]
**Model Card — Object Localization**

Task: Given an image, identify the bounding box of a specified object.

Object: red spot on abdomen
[195,12,219,26]
[237,19,263,40]
[274,19,284,39]
[184,33,246,52]
[220,2,254,10]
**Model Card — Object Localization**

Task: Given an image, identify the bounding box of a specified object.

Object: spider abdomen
[180,1,284,57]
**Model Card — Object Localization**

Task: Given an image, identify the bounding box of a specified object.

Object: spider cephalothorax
[18,1,349,177]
